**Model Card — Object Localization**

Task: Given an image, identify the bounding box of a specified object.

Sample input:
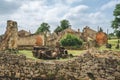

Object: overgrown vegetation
[112,4,120,30]
[60,34,83,48]
[111,3,120,47]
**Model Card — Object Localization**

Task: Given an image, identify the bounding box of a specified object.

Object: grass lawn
[99,39,120,51]
[18,50,37,60]
[108,39,118,46]
[68,50,86,56]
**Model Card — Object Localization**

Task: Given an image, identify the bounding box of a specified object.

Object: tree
[116,30,120,39]
[60,19,71,30]
[112,4,120,48]
[109,33,114,36]
[36,22,50,34]
[112,4,120,29]
[108,33,115,39]
[36,22,50,46]
[60,34,83,48]
[54,19,71,34]
[112,17,120,29]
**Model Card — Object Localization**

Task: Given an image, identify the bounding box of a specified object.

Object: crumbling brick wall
[96,32,108,46]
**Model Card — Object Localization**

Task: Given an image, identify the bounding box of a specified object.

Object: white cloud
[62,4,110,32]
[64,5,89,19]
[65,0,82,4]
[5,0,13,2]
[88,12,105,24]
[100,1,116,11]
[0,0,117,34]
[70,5,89,13]
[44,4,68,21]
[20,1,45,11]
[6,0,70,32]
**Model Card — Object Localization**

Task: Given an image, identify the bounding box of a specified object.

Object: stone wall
[0,49,120,80]
[0,20,18,50]
[82,26,97,41]
[18,34,44,49]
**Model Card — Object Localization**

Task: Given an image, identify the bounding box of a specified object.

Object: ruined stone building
[0,20,18,50]
[18,30,31,37]
[0,20,44,50]
[0,20,108,50]
[82,26,97,42]
[17,29,44,49]
[47,27,82,46]
[18,34,44,49]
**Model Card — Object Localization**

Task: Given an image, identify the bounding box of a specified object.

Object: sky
[0,0,120,35]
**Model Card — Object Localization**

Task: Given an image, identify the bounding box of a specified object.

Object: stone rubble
[0,49,120,80]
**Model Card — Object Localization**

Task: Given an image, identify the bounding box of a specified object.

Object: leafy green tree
[112,17,120,29]
[109,33,114,36]
[60,34,83,48]
[36,22,50,34]
[108,33,115,39]
[36,22,50,46]
[116,30,120,39]
[112,4,120,46]
[54,19,71,34]
[112,3,120,30]
[60,19,71,30]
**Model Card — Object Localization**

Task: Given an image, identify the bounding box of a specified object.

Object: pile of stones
[0,48,120,80]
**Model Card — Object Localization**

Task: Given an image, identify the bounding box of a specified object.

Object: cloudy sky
[0,0,120,35]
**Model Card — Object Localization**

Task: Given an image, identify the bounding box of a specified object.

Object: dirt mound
[0,49,120,80]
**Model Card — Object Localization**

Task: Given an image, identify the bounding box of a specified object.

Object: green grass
[68,50,85,56]
[99,39,120,51]
[18,50,37,60]
[108,39,118,46]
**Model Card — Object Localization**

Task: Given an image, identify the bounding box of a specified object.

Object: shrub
[60,34,83,48]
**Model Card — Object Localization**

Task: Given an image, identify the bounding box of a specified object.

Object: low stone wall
[0,49,120,80]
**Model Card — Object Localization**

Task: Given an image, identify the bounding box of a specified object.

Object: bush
[60,34,83,48]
